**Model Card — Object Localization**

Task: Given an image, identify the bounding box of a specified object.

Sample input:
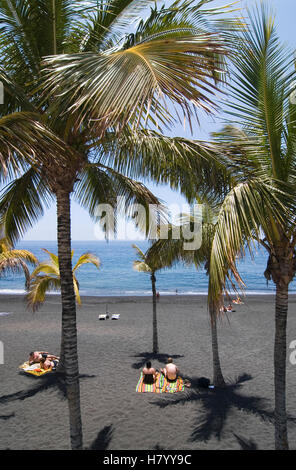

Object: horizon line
[20,239,149,242]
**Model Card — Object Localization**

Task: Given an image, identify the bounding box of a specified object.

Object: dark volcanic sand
[0,293,295,450]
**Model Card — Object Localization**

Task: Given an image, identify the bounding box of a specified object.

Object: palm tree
[27,249,100,311]
[0,0,238,449]
[205,5,296,449]
[145,208,228,387]
[193,208,227,387]
[0,235,37,288]
[133,243,168,354]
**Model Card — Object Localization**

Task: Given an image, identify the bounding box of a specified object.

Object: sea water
[0,240,294,297]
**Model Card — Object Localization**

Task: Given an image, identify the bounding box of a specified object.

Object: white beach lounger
[111,314,120,320]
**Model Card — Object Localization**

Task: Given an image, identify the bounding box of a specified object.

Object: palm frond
[26,274,61,312]
[0,167,53,244]
[223,3,296,181]
[0,256,32,288]
[133,259,151,273]
[76,0,157,52]
[0,111,72,180]
[208,179,286,301]
[0,0,79,84]
[42,27,227,135]
[0,248,37,264]
[75,163,168,238]
[73,275,81,305]
[133,238,179,273]
[30,261,59,278]
[97,128,231,204]
[41,248,60,269]
[132,243,147,262]
[73,252,100,273]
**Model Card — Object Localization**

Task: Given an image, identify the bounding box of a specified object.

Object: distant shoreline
[2,292,296,304]
[0,291,290,299]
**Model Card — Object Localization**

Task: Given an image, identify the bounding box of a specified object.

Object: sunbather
[220,304,234,313]
[161,357,179,382]
[29,351,59,366]
[233,297,243,305]
[40,356,59,371]
[142,361,157,384]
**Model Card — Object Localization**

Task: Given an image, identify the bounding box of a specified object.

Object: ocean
[0,240,295,297]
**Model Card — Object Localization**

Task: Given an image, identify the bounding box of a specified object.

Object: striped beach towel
[136,372,185,393]
[136,372,163,393]
[159,374,185,393]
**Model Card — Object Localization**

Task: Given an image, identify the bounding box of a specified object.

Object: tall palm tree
[145,208,229,387]
[0,0,238,449]
[0,235,37,288]
[27,249,100,311]
[133,243,172,354]
[192,208,227,387]
[205,5,296,449]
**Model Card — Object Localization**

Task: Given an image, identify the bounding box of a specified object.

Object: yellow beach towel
[19,361,53,377]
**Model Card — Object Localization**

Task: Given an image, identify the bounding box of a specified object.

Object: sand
[0,293,295,450]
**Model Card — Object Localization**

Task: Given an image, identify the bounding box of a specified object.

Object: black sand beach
[0,293,295,450]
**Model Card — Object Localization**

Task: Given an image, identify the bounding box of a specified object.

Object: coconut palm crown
[27,248,100,311]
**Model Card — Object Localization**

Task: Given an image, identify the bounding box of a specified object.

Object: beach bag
[198,377,211,388]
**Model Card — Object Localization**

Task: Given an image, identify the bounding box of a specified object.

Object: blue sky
[23,0,296,241]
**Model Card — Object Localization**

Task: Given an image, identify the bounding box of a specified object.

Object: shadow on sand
[131,352,184,370]
[152,373,296,445]
[0,373,96,405]
[0,412,15,421]
[233,433,258,450]
[88,424,113,450]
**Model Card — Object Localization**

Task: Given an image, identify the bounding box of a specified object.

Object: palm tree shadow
[88,424,113,450]
[154,443,165,450]
[0,373,96,405]
[131,352,184,370]
[0,412,15,420]
[153,373,296,443]
[233,433,258,450]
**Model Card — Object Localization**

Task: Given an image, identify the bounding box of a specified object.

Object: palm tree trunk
[56,189,83,450]
[209,300,225,387]
[151,272,158,354]
[274,281,289,450]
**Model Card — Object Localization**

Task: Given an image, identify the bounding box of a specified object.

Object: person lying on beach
[28,351,59,365]
[220,305,227,313]
[220,304,235,313]
[142,361,157,384]
[161,357,179,382]
[39,356,59,371]
[233,298,244,305]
